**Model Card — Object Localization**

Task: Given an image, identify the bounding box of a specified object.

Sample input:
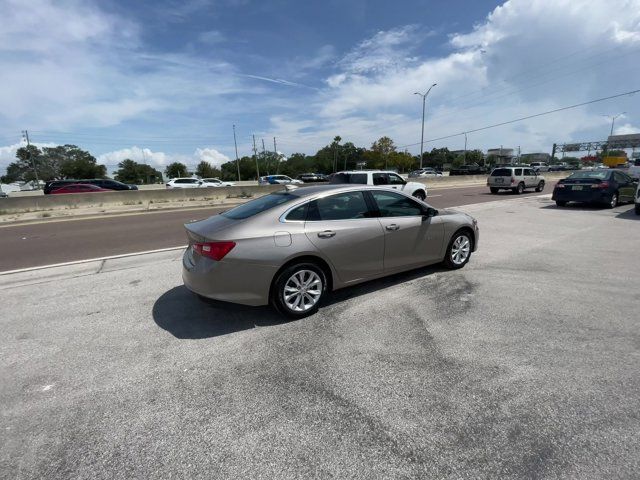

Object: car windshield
[568,172,608,180]
[221,192,297,219]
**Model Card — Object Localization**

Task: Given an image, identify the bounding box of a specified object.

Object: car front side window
[371,191,423,217]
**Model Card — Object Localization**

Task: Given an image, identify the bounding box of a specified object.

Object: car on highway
[182,184,478,318]
[44,178,137,194]
[0,190,7,198]
[487,166,545,194]
[50,183,111,194]
[329,170,428,200]
[449,164,486,176]
[552,170,638,208]
[629,159,640,179]
[201,178,235,187]
[635,181,640,215]
[408,168,443,178]
[530,162,550,172]
[166,178,203,189]
[297,173,328,183]
[258,175,303,185]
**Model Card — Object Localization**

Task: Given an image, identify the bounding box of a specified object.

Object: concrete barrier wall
[0,185,283,214]
[0,172,569,215]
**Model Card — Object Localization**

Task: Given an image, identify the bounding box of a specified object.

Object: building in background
[486,147,515,164]
[520,153,551,164]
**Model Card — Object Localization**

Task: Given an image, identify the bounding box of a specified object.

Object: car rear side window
[372,173,389,185]
[285,203,308,221]
[307,191,371,221]
[371,191,423,217]
[514,168,523,176]
[222,192,297,220]
[491,168,512,176]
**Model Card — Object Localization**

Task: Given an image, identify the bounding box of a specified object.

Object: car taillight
[556,183,565,188]
[192,241,236,261]
[591,181,610,189]
[510,177,516,184]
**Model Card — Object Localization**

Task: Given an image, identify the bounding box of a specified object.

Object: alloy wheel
[610,193,618,208]
[283,270,323,313]
[451,235,471,265]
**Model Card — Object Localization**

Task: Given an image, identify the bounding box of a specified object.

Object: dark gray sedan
[183,184,479,318]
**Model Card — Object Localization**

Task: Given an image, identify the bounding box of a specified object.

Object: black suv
[44,179,138,194]
[449,164,486,176]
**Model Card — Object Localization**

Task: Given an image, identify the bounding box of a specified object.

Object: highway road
[0,184,552,271]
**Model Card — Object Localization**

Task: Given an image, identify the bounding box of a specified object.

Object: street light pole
[233,124,241,181]
[414,83,437,169]
[605,112,625,136]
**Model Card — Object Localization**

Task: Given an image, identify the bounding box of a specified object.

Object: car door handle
[317,230,336,238]
[385,224,400,231]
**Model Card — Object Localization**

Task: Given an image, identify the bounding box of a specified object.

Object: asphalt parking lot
[1,195,639,479]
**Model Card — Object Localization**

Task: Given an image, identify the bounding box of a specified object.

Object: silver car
[182,184,479,318]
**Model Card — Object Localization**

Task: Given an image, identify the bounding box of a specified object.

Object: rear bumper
[182,248,278,306]
[552,189,611,203]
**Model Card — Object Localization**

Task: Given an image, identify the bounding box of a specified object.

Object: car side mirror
[423,207,438,219]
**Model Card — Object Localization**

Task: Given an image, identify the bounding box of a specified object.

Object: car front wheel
[443,231,472,269]
[535,181,545,192]
[271,263,327,319]
[635,204,640,215]
[413,190,426,201]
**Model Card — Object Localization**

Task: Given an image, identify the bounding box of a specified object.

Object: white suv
[330,170,428,200]
[166,178,203,189]
[487,167,545,194]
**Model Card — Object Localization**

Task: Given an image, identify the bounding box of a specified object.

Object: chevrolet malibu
[183,185,479,318]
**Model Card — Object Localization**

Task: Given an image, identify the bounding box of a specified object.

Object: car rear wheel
[443,231,472,269]
[556,200,567,207]
[607,192,618,209]
[271,262,327,319]
[413,190,426,201]
[514,182,525,194]
[535,181,545,192]
[635,204,640,215]
[490,187,499,194]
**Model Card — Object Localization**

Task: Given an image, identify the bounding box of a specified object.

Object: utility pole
[21,130,40,189]
[273,137,279,174]
[261,138,267,174]
[464,132,468,164]
[233,125,241,181]
[141,148,150,184]
[252,135,260,180]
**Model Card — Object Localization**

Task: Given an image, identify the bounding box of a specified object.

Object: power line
[397,88,640,149]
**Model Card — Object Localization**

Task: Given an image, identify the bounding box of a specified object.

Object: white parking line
[0,245,187,276]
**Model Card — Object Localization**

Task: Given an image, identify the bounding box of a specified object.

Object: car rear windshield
[221,192,297,219]
[491,168,512,176]
[568,172,608,180]
[329,173,367,184]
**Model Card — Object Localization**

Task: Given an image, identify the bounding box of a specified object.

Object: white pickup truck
[329,170,428,200]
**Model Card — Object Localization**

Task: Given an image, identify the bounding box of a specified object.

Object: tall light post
[604,112,626,136]
[414,83,437,169]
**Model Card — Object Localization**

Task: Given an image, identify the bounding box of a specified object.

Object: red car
[50,183,111,194]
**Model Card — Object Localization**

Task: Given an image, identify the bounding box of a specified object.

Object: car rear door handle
[317,230,336,238]
[385,224,400,231]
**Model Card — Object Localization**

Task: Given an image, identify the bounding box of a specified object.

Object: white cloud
[613,123,640,135]
[97,147,171,168]
[195,147,231,166]
[0,141,57,174]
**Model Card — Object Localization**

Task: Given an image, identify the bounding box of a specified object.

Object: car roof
[287,183,415,199]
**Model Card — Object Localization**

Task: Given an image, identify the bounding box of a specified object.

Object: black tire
[490,187,499,194]
[514,182,525,194]
[443,230,473,270]
[607,192,618,209]
[535,181,545,192]
[556,200,567,207]
[635,204,640,215]
[271,262,327,319]
[413,190,426,201]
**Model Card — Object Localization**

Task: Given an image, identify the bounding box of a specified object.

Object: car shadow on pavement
[152,286,284,339]
[153,265,447,339]
[616,206,640,220]
[540,203,636,213]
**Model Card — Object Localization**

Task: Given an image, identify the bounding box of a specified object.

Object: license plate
[495,178,504,183]
[572,186,583,190]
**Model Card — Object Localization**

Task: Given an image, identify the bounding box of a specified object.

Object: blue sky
[1,0,639,174]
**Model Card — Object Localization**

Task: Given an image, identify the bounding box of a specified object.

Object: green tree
[195,161,221,179]
[165,162,189,178]
[114,159,162,184]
